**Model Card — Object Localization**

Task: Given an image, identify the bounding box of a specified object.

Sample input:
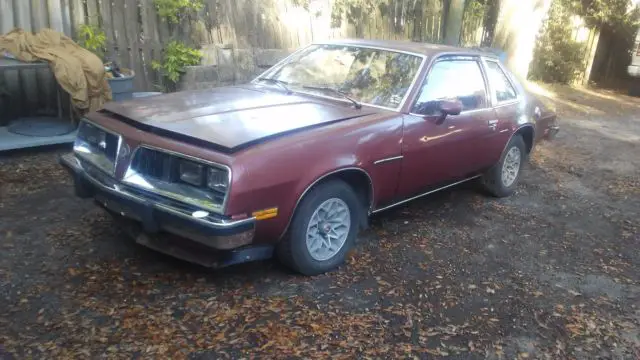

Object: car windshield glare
[265,44,423,109]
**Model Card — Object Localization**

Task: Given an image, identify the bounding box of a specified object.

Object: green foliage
[564,0,640,30]
[529,0,586,84]
[151,41,202,85]
[154,0,204,24]
[76,24,106,58]
[291,0,310,11]
[330,0,385,28]
[465,0,486,20]
[460,0,487,46]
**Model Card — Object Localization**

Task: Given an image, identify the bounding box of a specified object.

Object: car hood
[100,85,374,152]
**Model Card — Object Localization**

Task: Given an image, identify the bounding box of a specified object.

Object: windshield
[259,44,424,110]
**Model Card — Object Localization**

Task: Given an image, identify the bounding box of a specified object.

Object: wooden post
[581,28,600,86]
[443,0,465,45]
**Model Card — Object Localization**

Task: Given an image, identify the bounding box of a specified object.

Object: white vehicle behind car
[628,28,640,96]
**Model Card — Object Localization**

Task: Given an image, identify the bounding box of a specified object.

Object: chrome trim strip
[123,145,232,215]
[371,175,481,214]
[252,42,427,112]
[492,100,521,109]
[373,155,404,165]
[408,106,489,118]
[278,167,375,240]
[62,154,253,230]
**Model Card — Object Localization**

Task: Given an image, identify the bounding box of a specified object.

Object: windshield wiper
[302,85,362,109]
[256,77,292,94]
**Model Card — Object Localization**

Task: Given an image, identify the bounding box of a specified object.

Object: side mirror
[439,99,462,116]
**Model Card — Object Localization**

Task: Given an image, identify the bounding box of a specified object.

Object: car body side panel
[226,111,405,241]
[524,95,558,142]
[491,102,521,160]
[396,112,488,199]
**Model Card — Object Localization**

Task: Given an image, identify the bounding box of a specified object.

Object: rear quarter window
[485,61,518,103]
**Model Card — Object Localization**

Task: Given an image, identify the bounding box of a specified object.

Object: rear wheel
[277,180,361,275]
[481,135,526,198]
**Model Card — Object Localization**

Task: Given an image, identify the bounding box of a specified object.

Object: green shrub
[529,0,586,84]
[152,41,202,86]
[154,0,204,24]
[76,24,107,58]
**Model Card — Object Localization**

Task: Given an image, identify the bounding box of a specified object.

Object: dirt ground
[0,84,639,359]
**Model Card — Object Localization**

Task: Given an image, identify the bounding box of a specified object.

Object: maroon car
[60,39,559,275]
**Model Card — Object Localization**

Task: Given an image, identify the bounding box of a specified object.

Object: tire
[277,180,362,276]
[481,134,526,198]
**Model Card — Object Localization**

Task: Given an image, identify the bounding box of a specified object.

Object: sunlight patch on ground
[561,117,640,143]
[572,87,640,108]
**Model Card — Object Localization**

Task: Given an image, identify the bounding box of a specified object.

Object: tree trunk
[443,0,465,45]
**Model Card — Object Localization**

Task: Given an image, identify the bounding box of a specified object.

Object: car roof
[315,38,499,59]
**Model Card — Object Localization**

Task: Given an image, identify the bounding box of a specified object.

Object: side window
[412,60,487,115]
[485,61,517,103]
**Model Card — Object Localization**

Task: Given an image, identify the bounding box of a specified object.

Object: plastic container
[108,70,135,102]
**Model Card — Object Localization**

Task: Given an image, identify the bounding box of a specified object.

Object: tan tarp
[0,28,112,114]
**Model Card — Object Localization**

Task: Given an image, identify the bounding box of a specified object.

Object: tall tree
[443,0,466,45]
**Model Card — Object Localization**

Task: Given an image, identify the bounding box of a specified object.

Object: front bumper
[546,124,560,140]
[60,153,272,267]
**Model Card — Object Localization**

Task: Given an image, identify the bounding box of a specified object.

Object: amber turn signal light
[251,207,278,220]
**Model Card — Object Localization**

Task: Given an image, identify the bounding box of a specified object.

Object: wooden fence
[1,0,449,122]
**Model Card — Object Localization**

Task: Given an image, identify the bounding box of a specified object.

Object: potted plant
[152,40,202,92]
[76,24,136,101]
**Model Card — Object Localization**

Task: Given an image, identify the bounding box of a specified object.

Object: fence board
[31,0,55,112]
[100,0,116,59]
[31,0,50,30]
[60,0,72,35]
[125,0,145,89]
[47,0,65,32]
[140,0,161,88]
[86,0,100,25]
[13,0,39,116]
[69,0,85,35]
[110,0,130,69]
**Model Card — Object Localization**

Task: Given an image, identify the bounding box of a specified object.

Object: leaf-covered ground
[1,85,639,359]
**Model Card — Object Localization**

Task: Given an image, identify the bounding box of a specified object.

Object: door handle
[488,120,498,130]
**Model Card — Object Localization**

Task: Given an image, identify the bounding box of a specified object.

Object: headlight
[179,160,204,186]
[207,167,228,192]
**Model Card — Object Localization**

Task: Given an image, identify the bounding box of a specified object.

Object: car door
[482,59,522,163]
[396,57,497,198]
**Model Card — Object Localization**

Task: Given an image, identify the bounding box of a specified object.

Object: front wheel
[277,180,361,276]
[481,135,526,198]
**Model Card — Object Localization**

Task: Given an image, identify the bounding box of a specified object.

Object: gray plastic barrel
[108,71,135,102]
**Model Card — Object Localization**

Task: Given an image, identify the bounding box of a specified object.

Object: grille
[130,147,173,180]
[129,147,227,207]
